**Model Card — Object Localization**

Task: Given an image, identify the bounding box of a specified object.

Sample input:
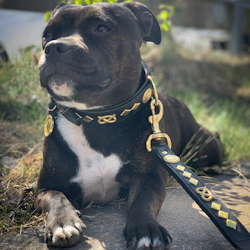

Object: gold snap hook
[147,75,159,106]
[148,99,164,134]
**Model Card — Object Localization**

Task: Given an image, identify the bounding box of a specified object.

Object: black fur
[36,2,223,249]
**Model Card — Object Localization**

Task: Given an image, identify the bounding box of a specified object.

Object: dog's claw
[46,231,52,242]
[127,237,137,249]
[74,221,86,233]
[76,209,82,218]
[166,236,172,244]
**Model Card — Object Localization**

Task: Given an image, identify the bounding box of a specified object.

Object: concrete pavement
[0,175,249,250]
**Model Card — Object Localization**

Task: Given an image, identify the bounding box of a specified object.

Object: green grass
[0,48,48,125]
[167,89,250,164]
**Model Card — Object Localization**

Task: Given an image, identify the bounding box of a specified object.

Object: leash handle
[151,143,250,250]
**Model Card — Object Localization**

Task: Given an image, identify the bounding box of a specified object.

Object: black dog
[36,2,223,249]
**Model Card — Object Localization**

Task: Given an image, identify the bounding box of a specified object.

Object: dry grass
[0,147,43,235]
[0,120,43,235]
[0,151,43,235]
[3,152,42,187]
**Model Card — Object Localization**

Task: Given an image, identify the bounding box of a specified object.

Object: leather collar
[49,59,154,126]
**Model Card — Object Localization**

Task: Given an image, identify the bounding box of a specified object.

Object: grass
[168,90,250,164]
[0,35,250,235]
[0,49,47,235]
[0,47,48,124]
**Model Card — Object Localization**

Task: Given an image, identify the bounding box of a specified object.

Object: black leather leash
[145,74,250,250]
[151,144,250,250]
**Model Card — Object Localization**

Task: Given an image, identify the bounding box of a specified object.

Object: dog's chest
[56,113,123,203]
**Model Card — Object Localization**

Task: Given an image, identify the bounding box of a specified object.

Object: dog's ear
[51,3,68,19]
[123,2,161,45]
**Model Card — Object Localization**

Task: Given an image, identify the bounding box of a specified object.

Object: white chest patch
[56,113,123,203]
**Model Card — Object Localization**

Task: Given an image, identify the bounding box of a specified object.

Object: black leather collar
[49,59,154,126]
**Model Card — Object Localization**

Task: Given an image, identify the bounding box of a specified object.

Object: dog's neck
[49,59,154,126]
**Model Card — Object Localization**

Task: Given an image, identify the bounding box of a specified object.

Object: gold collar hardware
[44,115,54,137]
[146,76,172,152]
[98,114,117,124]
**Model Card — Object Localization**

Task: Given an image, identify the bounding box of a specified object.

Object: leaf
[159,4,167,9]
[160,23,169,32]
[162,10,168,20]
[44,11,51,22]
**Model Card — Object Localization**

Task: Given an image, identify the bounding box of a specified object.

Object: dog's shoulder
[159,93,189,111]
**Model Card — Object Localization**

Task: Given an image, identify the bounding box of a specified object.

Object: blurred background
[0,0,250,235]
[1,0,250,59]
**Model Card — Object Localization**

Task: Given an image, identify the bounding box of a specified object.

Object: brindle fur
[36,2,223,249]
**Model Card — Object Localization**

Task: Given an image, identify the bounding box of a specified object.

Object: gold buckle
[146,133,172,152]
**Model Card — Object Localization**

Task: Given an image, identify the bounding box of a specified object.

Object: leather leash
[146,75,250,250]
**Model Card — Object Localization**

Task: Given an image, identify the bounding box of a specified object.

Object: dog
[36,2,223,249]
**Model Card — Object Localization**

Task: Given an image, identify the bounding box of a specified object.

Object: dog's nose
[45,41,70,56]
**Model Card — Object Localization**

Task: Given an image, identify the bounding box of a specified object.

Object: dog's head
[39,2,161,109]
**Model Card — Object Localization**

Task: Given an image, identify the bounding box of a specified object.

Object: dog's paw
[125,221,172,250]
[46,208,86,248]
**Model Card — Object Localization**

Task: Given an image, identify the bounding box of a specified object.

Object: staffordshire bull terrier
[36,2,223,249]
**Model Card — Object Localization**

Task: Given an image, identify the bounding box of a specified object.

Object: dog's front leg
[124,169,172,250]
[35,190,86,248]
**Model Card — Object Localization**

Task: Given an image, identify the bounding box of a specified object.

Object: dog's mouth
[48,74,75,98]
[47,73,111,98]
[98,78,111,88]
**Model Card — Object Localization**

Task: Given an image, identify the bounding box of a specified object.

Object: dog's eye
[44,32,52,39]
[96,25,110,33]
[42,32,52,49]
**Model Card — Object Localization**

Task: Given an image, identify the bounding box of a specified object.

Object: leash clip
[147,75,159,106]
[148,99,164,134]
[146,81,172,152]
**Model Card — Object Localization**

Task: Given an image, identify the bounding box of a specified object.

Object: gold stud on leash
[195,186,216,202]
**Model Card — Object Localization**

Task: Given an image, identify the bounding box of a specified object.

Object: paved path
[0,175,249,250]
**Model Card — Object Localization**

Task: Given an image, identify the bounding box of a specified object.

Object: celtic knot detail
[98,114,117,124]
[196,186,216,202]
